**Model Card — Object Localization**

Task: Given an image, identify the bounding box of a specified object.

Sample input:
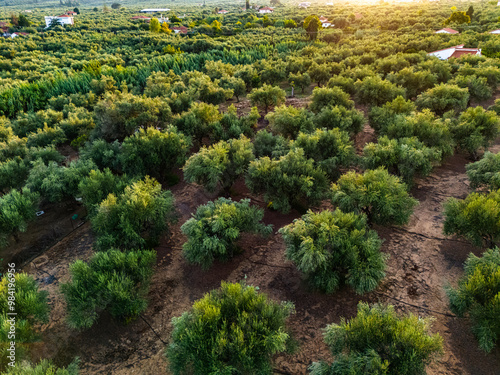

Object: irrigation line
[375,292,457,318]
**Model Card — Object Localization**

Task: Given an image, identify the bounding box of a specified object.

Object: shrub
[253,129,289,158]
[174,102,222,142]
[121,126,191,182]
[166,281,294,374]
[213,105,259,141]
[310,303,443,375]
[443,189,500,247]
[369,96,416,133]
[289,72,312,93]
[331,168,418,225]
[291,128,356,180]
[4,359,79,375]
[0,273,49,369]
[450,75,492,102]
[363,136,442,186]
[466,151,500,190]
[61,249,156,330]
[25,125,67,148]
[266,105,313,138]
[181,198,272,269]
[0,157,30,192]
[183,136,254,193]
[312,106,365,135]
[415,84,469,116]
[309,87,354,113]
[79,139,122,172]
[91,176,175,250]
[354,76,406,107]
[447,248,500,352]
[451,106,499,158]
[0,188,39,247]
[327,75,355,95]
[387,67,437,99]
[246,149,329,213]
[280,209,385,294]
[248,84,286,113]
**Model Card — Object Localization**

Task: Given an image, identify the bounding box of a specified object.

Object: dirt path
[24,137,500,375]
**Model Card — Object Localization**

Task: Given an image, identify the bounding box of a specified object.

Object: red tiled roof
[131,15,150,19]
[0,22,8,27]
[260,6,274,10]
[450,49,480,58]
[172,26,188,33]
[58,14,72,17]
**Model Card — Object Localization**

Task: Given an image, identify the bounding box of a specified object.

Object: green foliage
[61,249,156,330]
[369,96,416,133]
[443,189,500,247]
[291,128,356,180]
[4,359,79,375]
[280,209,385,294]
[450,75,492,102]
[308,63,331,87]
[79,139,122,172]
[266,105,313,138]
[166,281,294,374]
[327,75,355,95]
[309,87,354,113]
[213,105,259,141]
[311,303,443,375]
[91,176,175,250]
[121,126,191,182]
[150,18,161,33]
[354,76,406,107]
[248,84,286,113]
[26,125,67,148]
[363,136,442,186]
[466,151,500,190]
[451,106,499,157]
[183,136,254,193]
[387,67,437,99]
[289,72,311,93]
[331,168,418,225]
[246,148,329,213]
[0,157,30,192]
[304,15,322,40]
[253,130,289,158]
[181,198,272,269]
[444,11,470,25]
[174,102,222,142]
[447,248,500,352]
[0,273,49,370]
[415,84,469,116]
[0,188,39,247]
[313,106,365,135]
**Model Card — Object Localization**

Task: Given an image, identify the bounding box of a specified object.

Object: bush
[61,249,156,330]
[183,136,254,193]
[312,106,365,135]
[25,125,67,148]
[213,105,259,141]
[354,76,406,107]
[291,128,356,180]
[166,281,294,374]
[289,72,312,93]
[447,248,500,352]
[450,75,492,102]
[331,168,418,225]
[451,106,499,158]
[4,359,79,375]
[327,75,355,95]
[466,151,500,190]
[0,188,39,247]
[79,139,122,172]
[253,129,289,158]
[415,84,469,116]
[181,198,272,269]
[0,273,49,369]
[443,189,500,247]
[266,105,313,138]
[310,303,443,375]
[280,209,385,294]
[246,148,329,213]
[173,102,221,142]
[248,84,286,113]
[91,176,175,250]
[309,87,354,113]
[368,96,416,134]
[121,126,191,182]
[363,136,442,186]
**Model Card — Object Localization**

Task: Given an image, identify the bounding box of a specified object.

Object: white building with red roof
[435,28,459,34]
[259,6,274,13]
[489,29,500,34]
[44,15,74,28]
[218,9,229,14]
[428,45,481,60]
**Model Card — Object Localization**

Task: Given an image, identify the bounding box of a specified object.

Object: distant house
[325,2,334,5]
[172,26,188,34]
[319,16,331,28]
[218,9,229,14]
[498,1,500,6]
[428,45,481,60]
[489,29,500,34]
[10,32,29,38]
[131,15,151,22]
[65,11,77,16]
[140,8,171,13]
[0,22,9,27]
[44,15,74,28]
[435,28,459,34]
[259,6,274,13]
[354,13,363,19]
[298,2,310,8]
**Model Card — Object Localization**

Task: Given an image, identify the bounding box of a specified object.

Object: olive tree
[310,303,443,375]
[166,281,295,374]
[466,151,500,190]
[183,136,254,193]
[354,76,406,107]
[181,198,272,269]
[447,248,500,352]
[415,84,469,116]
[248,84,286,113]
[0,188,39,246]
[266,105,313,138]
[280,209,386,294]
[309,87,354,113]
[331,168,418,225]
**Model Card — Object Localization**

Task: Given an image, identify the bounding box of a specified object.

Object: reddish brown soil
[20,129,500,374]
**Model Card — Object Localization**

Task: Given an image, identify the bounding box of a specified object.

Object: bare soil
[19,127,500,374]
